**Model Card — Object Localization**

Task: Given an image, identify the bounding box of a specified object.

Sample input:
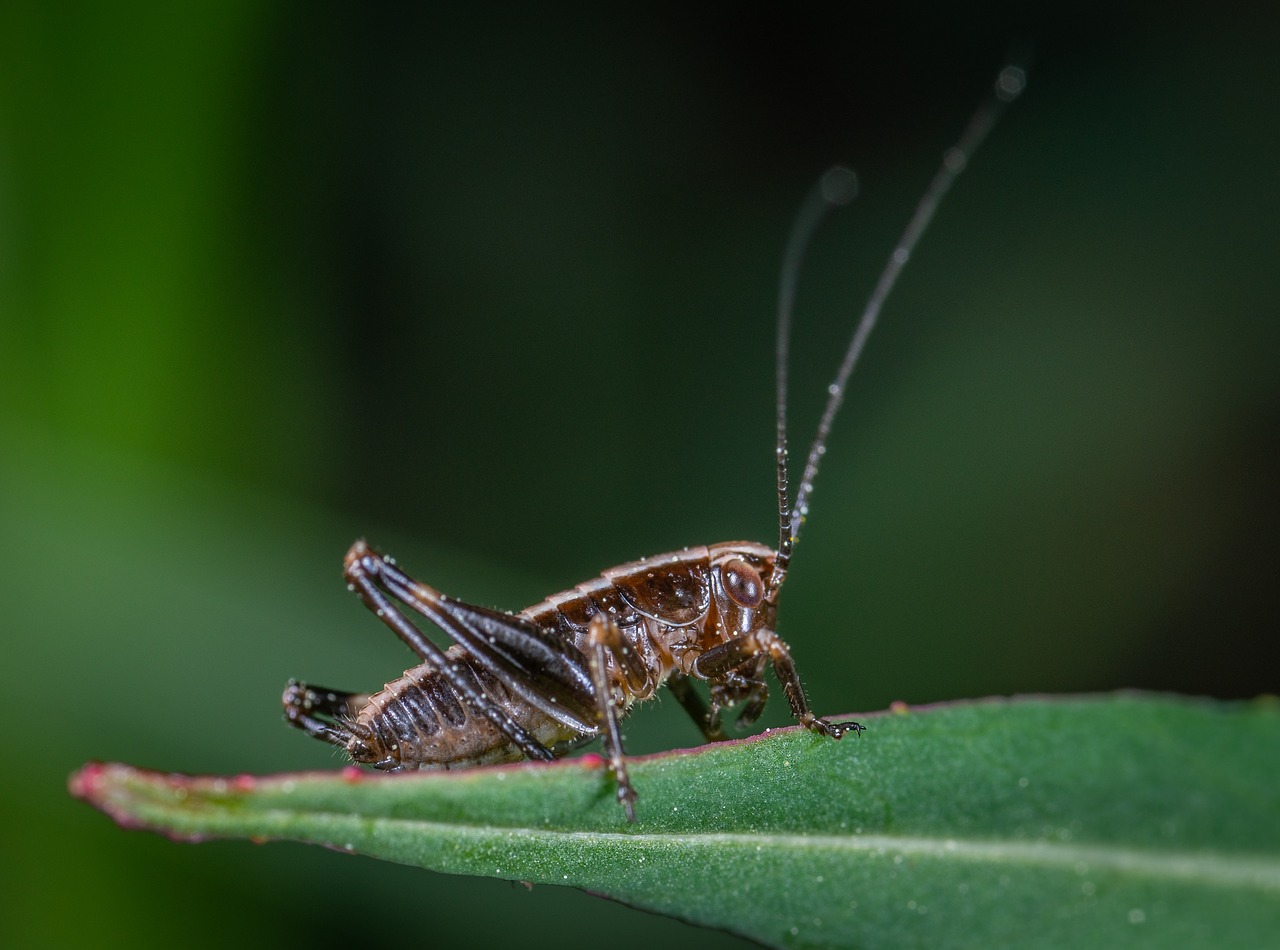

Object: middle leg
[586,614,637,821]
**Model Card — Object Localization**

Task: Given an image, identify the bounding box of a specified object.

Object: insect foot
[801,714,866,740]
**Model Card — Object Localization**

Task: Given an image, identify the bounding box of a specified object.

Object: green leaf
[71,694,1280,949]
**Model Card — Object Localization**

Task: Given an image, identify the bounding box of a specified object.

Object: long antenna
[773,166,859,590]
[770,64,1027,588]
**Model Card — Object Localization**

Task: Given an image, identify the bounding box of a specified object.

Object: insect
[283,66,1026,820]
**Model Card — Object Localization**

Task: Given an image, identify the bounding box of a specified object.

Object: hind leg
[282,680,369,748]
[343,540,590,763]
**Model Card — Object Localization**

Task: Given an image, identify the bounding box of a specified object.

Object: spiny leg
[343,541,558,763]
[694,631,863,738]
[587,614,637,821]
[765,632,863,738]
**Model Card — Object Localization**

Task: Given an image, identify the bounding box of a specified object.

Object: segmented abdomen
[360,654,576,769]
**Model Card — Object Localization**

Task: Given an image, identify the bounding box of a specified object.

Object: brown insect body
[528,541,779,715]
[343,542,775,771]
[282,67,1026,819]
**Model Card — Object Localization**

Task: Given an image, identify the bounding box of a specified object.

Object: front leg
[694,630,863,739]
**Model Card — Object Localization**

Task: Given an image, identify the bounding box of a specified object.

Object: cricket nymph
[283,539,846,818]
[282,64,1026,820]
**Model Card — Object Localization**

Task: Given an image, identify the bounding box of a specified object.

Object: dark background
[2,5,1276,948]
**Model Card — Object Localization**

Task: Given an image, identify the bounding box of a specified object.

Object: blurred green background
[2,5,1277,948]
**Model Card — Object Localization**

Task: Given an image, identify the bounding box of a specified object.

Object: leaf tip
[70,762,215,841]
[68,760,109,803]
[69,761,153,833]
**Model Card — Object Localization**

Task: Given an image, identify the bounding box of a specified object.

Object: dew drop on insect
[893,248,910,265]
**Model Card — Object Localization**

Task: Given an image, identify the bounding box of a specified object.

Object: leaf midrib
[212,801,1280,891]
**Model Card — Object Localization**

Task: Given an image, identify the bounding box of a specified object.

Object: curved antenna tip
[819,166,859,205]
[996,65,1027,102]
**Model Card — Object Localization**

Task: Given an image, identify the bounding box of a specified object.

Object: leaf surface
[71,694,1280,949]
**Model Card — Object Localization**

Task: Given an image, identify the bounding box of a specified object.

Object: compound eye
[722,558,764,609]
